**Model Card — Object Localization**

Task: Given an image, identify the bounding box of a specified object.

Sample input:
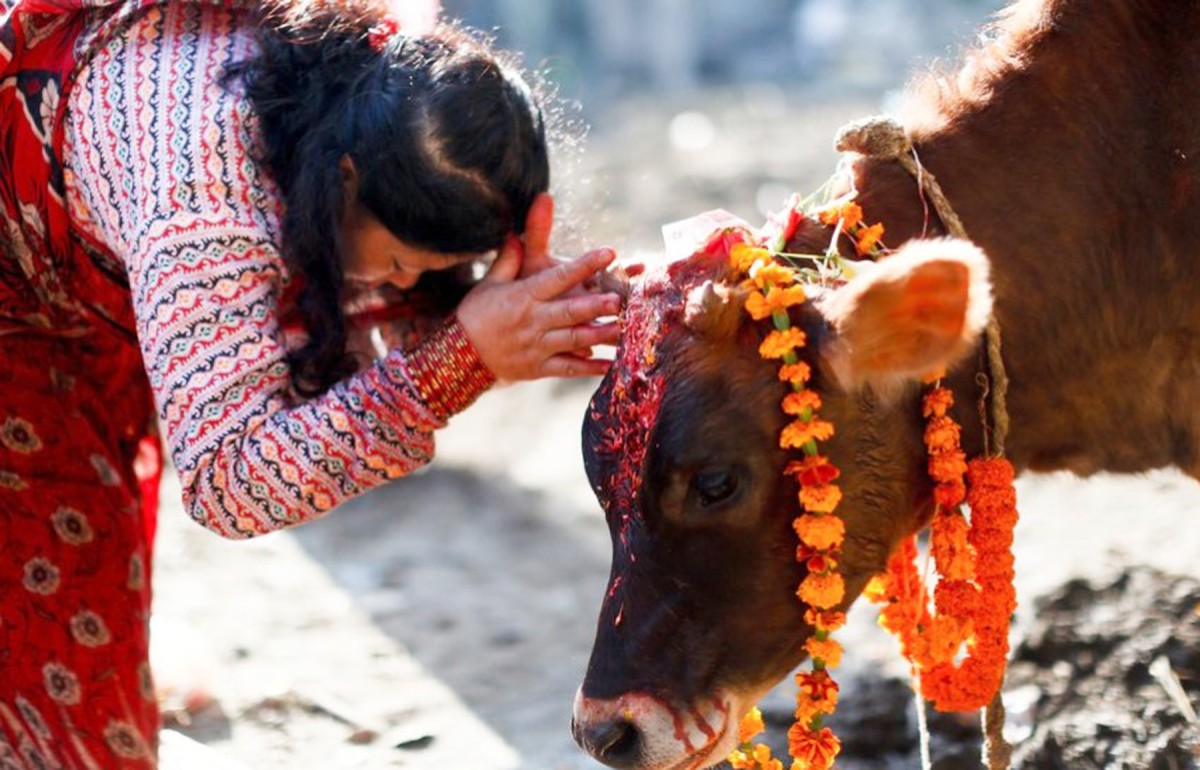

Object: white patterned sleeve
[64,2,447,537]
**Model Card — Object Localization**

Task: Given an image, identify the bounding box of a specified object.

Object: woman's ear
[818,238,992,390]
[339,155,359,203]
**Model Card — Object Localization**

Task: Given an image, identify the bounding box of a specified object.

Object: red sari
[1,1,173,766]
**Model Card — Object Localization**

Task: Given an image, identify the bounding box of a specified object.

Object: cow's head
[573,230,992,770]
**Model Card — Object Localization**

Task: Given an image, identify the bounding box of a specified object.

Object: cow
[570,0,1200,768]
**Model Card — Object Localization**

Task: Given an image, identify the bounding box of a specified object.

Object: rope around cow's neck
[834,116,1011,456]
[835,115,1015,770]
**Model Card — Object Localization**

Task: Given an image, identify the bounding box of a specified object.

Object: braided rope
[836,115,1014,770]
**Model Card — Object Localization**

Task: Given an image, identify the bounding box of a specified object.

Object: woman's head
[336,22,549,256]
[230,1,550,394]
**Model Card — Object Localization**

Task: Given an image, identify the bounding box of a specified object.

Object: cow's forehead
[588,251,730,519]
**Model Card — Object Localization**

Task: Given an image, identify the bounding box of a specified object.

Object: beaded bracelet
[404,316,496,421]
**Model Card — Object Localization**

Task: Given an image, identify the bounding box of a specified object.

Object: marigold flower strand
[869,385,1020,714]
[726,211,846,770]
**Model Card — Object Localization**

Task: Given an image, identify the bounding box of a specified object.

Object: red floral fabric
[1,2,169,766]
[1,0,480,767]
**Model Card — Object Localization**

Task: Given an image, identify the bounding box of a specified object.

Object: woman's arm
[127,212,448,537]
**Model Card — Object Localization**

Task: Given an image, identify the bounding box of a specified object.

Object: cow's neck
[858,0,1200,477]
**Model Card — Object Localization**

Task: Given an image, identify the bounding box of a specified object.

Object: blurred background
[442,0,1003,256]
[151,2,1200,770]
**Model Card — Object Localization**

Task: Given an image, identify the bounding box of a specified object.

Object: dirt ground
[151,89,1200,770]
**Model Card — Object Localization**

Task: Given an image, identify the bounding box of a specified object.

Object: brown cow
[572,0,1200,768]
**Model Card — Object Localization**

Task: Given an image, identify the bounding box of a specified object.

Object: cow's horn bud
[684,280,743,339]
[592,263,637,300]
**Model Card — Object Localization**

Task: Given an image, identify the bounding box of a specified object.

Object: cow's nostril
[580,717,641,767]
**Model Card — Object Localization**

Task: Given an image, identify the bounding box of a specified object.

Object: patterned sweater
[62,1,488,538]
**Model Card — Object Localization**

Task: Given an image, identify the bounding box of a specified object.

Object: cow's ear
[818,238,992,390]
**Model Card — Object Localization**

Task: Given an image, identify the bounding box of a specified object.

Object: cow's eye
[692,467,738,507]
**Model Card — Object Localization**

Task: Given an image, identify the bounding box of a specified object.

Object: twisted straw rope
[835,116,1010,454]
[835,115,1014,770]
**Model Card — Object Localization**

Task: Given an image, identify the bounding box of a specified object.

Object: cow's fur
[834,0,1200,475]
[574,2,1200,768]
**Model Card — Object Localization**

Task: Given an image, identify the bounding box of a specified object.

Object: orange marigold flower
[796,670,840,704]
[799,484,843,514]
[973,545,1015,581]
[855,222,885,255]
[800,550,839,574]
[966,456,1016,488]
[744,291,772,321]
[805,636,843,668]
[787,725,841,770]
[923,657,1006,712]
[934,479,967,508]
[753,743,775,767]
[924,415,961,453]
[911,614,971,669]
[878,603,923,650]
[793,689,841,728]
[770,283,807,307]
[923,387,954,418]
[793,514,845,551]
[972,486,1019,518]
[971,501,1019,538]
[928,450,968,484]
[780,418,834,449]
[749,260,797,290]
[727,750,755,770]
[778,362,812,384]
[931,510,976,581]
[745,284,807,321]
[730,242,771,273]
[817,199,864,230]
[798,572,845,611]
[737,707,765,745]
[784,455,840,486]
[792,700,827,732]
[793,672,839,724]
[782,390,822,416]
[804,607,847,632]
[934,579,982,620]
[759,328,808,359]
[862,575,888,603]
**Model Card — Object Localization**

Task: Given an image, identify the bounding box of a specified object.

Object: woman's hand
[455,195,622,381]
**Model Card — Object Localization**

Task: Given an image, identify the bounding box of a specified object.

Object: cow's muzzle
[571,687,738,770]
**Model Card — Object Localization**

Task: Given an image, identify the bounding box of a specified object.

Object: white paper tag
[661,210,753,263]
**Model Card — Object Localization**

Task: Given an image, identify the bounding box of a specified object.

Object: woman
[0,0,619,766]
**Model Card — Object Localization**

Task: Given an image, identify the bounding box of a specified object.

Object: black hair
[226,2,550,396]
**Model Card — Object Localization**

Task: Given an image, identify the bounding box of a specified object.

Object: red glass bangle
[404,316,495,421]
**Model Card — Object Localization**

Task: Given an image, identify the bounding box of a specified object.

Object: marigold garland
[726,205,851,770]
[866,386,1019,713]
[725,187,1020,767]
